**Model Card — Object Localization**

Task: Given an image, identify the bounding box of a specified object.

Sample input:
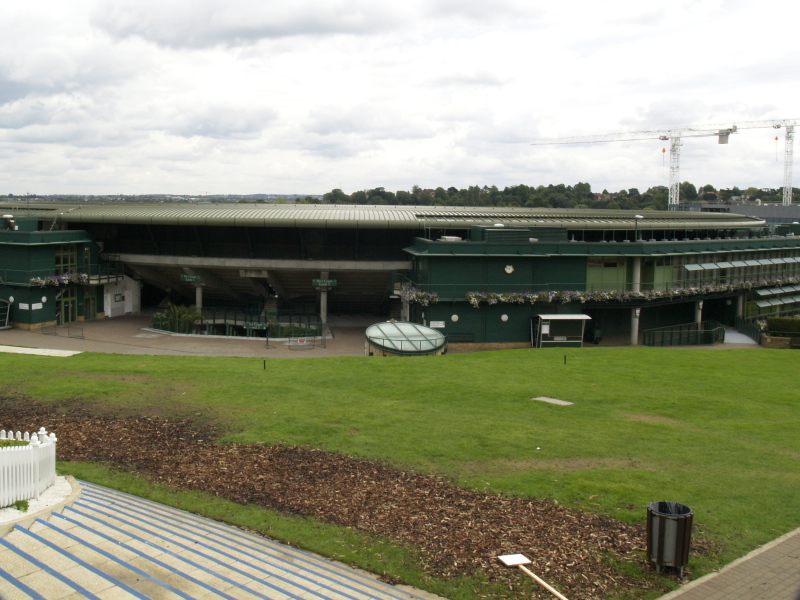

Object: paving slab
[658,526,800,599]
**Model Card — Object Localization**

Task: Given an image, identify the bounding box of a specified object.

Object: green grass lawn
[2,347,798,596]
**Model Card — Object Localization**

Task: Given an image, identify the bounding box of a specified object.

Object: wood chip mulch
[1,398,667,600]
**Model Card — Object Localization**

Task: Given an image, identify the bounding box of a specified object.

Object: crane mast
[783,126,795,206]
[531,119,799,207]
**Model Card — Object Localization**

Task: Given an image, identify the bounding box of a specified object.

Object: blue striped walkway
[0,480,443,600]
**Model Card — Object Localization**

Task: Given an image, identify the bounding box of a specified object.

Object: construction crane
[530,119,799,207]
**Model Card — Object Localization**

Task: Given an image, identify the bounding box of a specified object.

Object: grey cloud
[425,0,540,21]
[0,94,93,130]
[0,76,55,106]
[306,105,432,141]
[0,40,153,106]
[166,105,279,140]
[619,101,725,130]
[1,121,141,147]
[301,137,377,159]
[92,0,405,49]
[464,118,544,145]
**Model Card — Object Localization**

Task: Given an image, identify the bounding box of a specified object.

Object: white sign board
[429,321,445,328]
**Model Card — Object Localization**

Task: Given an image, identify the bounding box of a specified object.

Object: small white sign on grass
[497,554,531,566]
[532,397,573,406]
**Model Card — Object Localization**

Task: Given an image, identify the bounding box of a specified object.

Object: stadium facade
[2,202,799,346]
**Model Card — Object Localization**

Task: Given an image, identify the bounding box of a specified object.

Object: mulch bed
[1,398,667,600]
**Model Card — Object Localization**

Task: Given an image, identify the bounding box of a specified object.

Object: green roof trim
[404,236,800,258]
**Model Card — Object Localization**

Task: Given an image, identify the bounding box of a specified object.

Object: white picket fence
[0,427,58,508]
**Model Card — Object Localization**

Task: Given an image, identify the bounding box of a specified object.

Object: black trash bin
[647,501,693,577]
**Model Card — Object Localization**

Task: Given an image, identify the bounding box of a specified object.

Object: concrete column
[319,271,328,325]
[736,295,744,319]
[631,257,642,292]
[695,300,703,324]
[630,307,640,346]
[401,297,410,322]
[195,285,203,310]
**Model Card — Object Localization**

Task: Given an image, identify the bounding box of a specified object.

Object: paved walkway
[0,315,371,358]
[0,478,443,600]
[658,527,800,599]
[0,315,763,358]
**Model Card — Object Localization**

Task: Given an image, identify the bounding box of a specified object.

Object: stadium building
[2,202,799,346]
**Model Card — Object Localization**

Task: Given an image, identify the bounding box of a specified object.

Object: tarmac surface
[0,315,761,358]
[3,314,796,600]
[0,314,371,358]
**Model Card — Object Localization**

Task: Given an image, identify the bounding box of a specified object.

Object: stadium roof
[0,203,766,230]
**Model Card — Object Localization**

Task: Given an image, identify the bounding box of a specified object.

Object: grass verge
[1,346,797,593]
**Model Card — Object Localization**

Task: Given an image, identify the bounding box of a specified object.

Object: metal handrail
[733,316,763,342]
[642,320,726,346]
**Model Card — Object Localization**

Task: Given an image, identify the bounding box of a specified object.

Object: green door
[58,288,78,325]
[84,294,96,321]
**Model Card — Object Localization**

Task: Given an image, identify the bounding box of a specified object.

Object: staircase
[0,480,436,600]
[261,297,279,319]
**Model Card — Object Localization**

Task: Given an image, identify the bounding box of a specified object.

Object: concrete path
[0,478,443,600]
[723,326,759,345]
[0,315,371,358]
[0,315,765,358]
[658,527,800,599]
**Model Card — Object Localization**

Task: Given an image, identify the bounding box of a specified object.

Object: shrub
[766,317,800,334]
[152,303,203,333]
[0,440,28,448]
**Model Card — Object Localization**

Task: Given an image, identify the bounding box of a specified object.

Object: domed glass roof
[365,321,447,355]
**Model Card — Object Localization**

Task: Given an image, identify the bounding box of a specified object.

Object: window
[55,245,78,275]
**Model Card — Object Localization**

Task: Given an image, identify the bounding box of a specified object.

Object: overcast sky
[1,0,797,196]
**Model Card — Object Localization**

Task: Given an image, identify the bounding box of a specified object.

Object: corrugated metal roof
[0,202,767,230]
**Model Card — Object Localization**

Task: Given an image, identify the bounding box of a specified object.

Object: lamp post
[634,214,644,241]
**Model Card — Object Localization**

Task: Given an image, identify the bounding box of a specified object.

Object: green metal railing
[0,300,9,329]
[642,320,726,346]
[733,317,763,343]
[151,308,324,340]
[0,262,124,286]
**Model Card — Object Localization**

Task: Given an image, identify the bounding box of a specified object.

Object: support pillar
[736,295,744,319]
[319,271,328,325]
[630,307,641,346]
[631,257,642,293]
[195,285,203,310]
[695,300,703,324]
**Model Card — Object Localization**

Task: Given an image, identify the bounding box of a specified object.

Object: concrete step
[0,480,438,600]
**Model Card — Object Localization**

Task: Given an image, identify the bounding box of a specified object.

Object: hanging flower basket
[397,285,439,306]
[465,276,800,307]
[29,273,90,287]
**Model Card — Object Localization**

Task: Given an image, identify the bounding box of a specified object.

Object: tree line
[306,183,797,210]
